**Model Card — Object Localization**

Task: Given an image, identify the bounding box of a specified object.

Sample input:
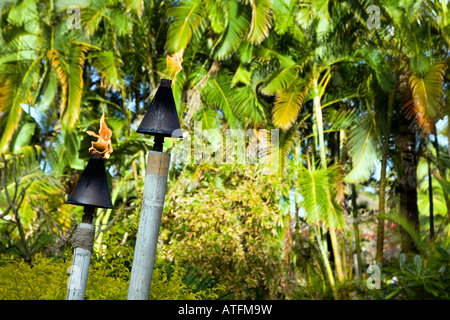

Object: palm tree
[0,0,93,155]
[330,0,450,259]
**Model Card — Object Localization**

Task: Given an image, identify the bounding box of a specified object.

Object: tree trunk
[375,151,387,263]
[397,111,420,252]
[330,228,345,281]
[376,90,394,263]
[427,156,434,241]
[313,227,338,300]
[312,69,345,282]
[351,184,363,278]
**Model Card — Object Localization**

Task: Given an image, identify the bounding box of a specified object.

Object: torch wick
[90,151,103,159]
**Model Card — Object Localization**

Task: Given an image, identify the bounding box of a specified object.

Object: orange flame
[86,107,113,159]
[166,49,184,81]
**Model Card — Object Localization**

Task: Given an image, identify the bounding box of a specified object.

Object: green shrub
[0,235,224,300]
[0,254,69,300]
[162,165,289,299]
[379,246,450,300]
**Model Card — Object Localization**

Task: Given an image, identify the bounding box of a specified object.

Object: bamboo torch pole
[65,109,114,300]
[66,206,96,300]
[127,78,182,300]
[127,137,170,300]
[65,153,113,300]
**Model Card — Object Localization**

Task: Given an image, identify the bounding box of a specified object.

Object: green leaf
[90,51,124,91]
[237,40,253,64]
[166,0,204,53]
[297,164,346,230]
[436,245,450,259]
[247,0,272,44]
[193,108,219,130]
[63,130,85,170]
[231,85,264,124]
[0,57,41,154]
[205,0,228,34]
[413,255,422,273]
[82,5,104,35]
[272,0,296,35]
[231,64,252,86]
[214,176,224,191]
[272,82,308,130]
[7,0,38,26]
[202,70,238,129]
[385,289,399,300]
[126,0,144,18]
[261,65,300,95]
[214,0,251,60]
[344,112,382,183]
[423,281,439,297]
[11,121,35,153]
[435,175,450,195]
[399,253,406,268]
[110,10,133,36]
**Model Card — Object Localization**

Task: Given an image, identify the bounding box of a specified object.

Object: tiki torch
[127,78,183,300]
[66,110,113,300]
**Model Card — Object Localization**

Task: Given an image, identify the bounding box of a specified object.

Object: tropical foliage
[0,0,449,300]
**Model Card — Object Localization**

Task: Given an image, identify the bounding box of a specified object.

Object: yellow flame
[166,49,184,81]
[86,107,113,159]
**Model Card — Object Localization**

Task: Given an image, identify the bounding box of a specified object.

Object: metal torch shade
[136,79,183,138]
[66,158,113,209]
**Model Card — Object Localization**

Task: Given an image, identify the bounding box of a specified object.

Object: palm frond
[91,50,124,91]
[401,21,431,75]
[214,0,251,60]
[61,44,87,130]
[279,124,300,172]
[193,108,220,130]
[0,146,62,225]
[0,57,41,154]
[126,0,144,19]
[298,163,346,230]
[405,62,445,135]
[202,70,238,129]
[82,3,108,36]
[252,45,297,68]
[205,0,229,34]
[326,108,356,132]
[247,0,272,44]
[272,80,309,130]
[166,0,205,53]
[231,86,265,124]
[378,211,428,256]
[344,110,382,183]
[110,10,134,36]
[260,65,300,95]
[272,0,296,35]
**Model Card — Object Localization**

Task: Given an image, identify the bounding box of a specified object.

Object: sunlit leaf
[166,0,204,54]
[214,0,251,60]
[247,0,272,44]
[272,82,309,130]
